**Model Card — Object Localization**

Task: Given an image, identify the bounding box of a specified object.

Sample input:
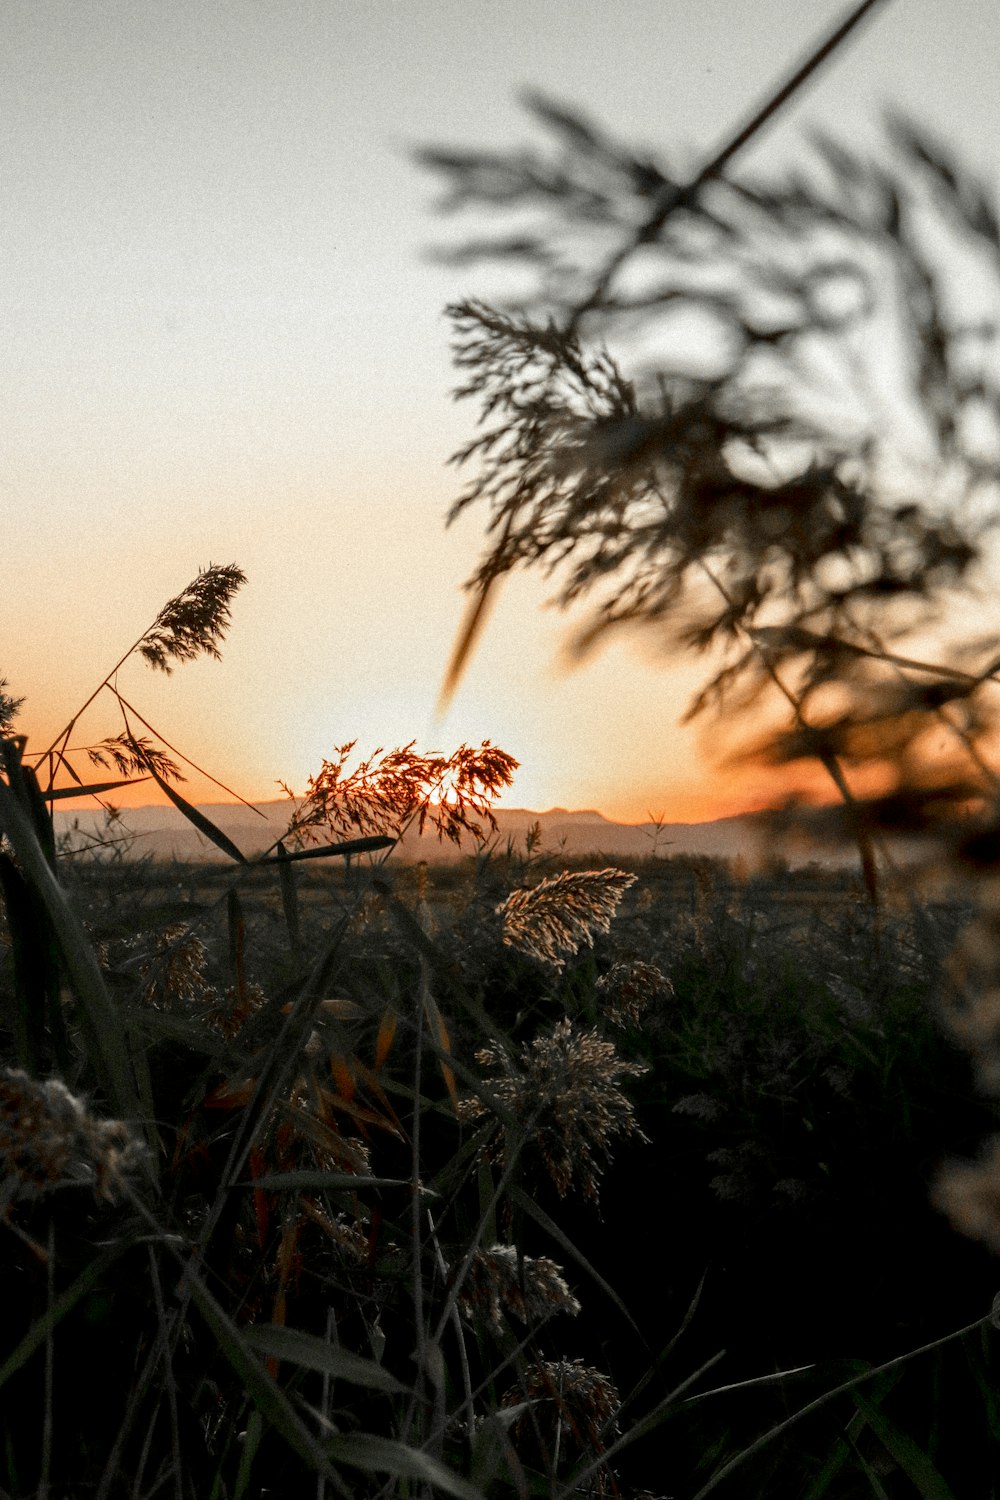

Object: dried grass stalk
[137,563,247,672]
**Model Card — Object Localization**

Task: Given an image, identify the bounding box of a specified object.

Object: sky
[3,0,999,824]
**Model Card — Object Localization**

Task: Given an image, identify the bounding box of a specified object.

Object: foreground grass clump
[4,797,1000,1496]
[1,601,675,1500]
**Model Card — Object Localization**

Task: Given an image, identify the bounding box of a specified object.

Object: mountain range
[51,798,820,866]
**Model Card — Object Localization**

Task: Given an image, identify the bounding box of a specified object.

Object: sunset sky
[4,0,999,823]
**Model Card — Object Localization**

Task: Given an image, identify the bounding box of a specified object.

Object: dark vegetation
[2,837,999,1496]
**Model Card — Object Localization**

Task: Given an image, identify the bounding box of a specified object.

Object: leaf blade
[243,1325,408,1394]
[325,1432,486,1500]
[146,760,248,863]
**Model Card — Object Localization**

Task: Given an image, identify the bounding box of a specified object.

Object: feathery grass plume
[426,99,1000,891]
[136,562,247,672]
[88,732,184,783]
[139,925,214,1011]
[212,980,268,1040]
[0,1068,144,1209]
[501,1357,620,1493]
[460,1018,647,1203]
[298,738,517,845]
[498,867,637,969]
[933,1139,1000,1254]
[0,679,23,736]
[139,924,267,1038]
[595,958,674,1027]
[455,1244,581,1332]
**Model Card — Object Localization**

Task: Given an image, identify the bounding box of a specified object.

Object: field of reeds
[3,682,1000,1499]
[8,8,1000,1493]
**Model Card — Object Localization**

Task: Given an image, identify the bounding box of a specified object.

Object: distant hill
[50,798,823,866]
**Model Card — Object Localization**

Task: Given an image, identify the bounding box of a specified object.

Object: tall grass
[3,723,999,1494]
[2,572,697,1497]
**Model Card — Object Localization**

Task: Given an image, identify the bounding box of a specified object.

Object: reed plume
[501,1357,620,1494]
[0,1068,144,1210]
[596,958,674,1027]
[455,1243,581,1332]
[136,563,247,672]
[298,738,518,845]
[88,732,184,783]
[498,867,637,969]
[461,1018,648,1203]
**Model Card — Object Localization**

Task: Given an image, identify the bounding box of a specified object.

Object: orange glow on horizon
[33,751,824,829]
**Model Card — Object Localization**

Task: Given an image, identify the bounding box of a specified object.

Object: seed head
[456,1243,581,1332]
[0,1068,144,1209]
[463,1018,647,1203]
[140,925,213,1010]
[501,1357,620,1492]
[498,868,637,969]
[137,563,246,673]
[596,959,674,1027]
[298,739,517,845]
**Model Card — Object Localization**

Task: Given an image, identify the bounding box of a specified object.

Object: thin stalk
[150,1244,184,1500]
[39,1216,54,1500]
[406,996,429,1452]
[426,1208,476,1450]
[94,1284,179,1500]
[316,1306,337,1500]
[41,628,158,764]
[132,1383,161,1500]
[430,1122,535,1352]
[689,1311,994,1499]
[566,0,894,334]
[112,691,265,813]
[699,556,887,903]
[844,608,1000,792]
[551,1365,564,1481]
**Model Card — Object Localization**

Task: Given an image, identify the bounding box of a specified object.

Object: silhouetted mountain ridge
[51,798,803,865]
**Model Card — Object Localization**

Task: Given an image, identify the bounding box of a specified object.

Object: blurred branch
[425,0,1000,900]
[565,0,895,335]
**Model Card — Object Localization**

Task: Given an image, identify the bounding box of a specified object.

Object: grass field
[3,814,999,1499]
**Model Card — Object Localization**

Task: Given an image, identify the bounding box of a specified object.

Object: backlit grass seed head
[140,926,214,1010]
[88,733,184,784]
[137,563,247,672]
[501,1357,620,1488]
[498,868,637,969]
[456,1244,581,1332]
[299,739,517,845]
[0,1069,144,1207]
[462,1018,648,1202]
[596,959,674,1027]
